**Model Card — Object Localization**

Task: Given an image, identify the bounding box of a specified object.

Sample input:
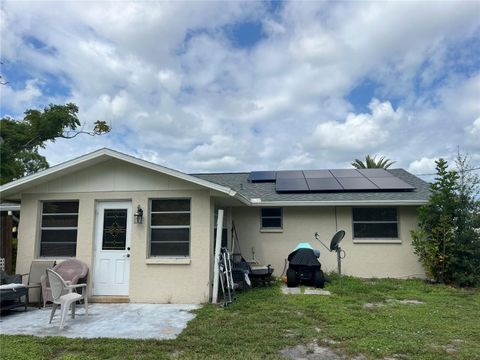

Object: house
[0,148,430,304]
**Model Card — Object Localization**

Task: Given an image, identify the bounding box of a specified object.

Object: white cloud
[279,151,315,169]
[407,157,439,175]
[0,80,43,115]
[1,1,479,173]
[466,117,480,148]
[307,99,403,152]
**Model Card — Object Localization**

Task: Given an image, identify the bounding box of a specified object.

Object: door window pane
[102,209,127,250]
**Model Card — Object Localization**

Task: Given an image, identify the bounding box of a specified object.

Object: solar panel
[276,170,305,179]
[247,167,415,193]
[276,178,309,192]
[368,177,415,190]
[357,169,393,178]
[248,171,276,182]
[337,177,378,190]
[306,177,343,191]
[303,170,333,178]
[330,169,363,178]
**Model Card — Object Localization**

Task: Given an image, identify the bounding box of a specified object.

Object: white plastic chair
[46,269,88,329]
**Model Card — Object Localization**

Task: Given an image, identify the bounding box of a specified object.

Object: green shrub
[412,157,480,287]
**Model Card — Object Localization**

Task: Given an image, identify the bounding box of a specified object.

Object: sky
[1,1,479,177]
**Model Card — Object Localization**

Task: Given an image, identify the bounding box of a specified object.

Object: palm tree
[351,155,396,169]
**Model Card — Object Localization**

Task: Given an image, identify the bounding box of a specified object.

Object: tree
[450,153,480,286]
[411,156,480,286]
[351,155,395,169]
[0,103,110,184]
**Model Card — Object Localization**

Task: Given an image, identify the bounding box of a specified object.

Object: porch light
[134,205,143,224]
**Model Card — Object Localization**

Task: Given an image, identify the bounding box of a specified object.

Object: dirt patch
[431,343,460,355]
[396,299,424,305]
[320,338,339,345]
[170,350,183,358]
[364,299,424,309]
[279,341,344,360]
[383,355,407,360]
[363,302,385,309]
[284,329,298,338]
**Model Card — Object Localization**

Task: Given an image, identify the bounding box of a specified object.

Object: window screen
[40,201,79,257]
[150,199,190,256]
[352,208,398,238]
[261,208,282,229]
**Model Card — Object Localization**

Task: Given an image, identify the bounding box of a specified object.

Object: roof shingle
[193,169,430,204]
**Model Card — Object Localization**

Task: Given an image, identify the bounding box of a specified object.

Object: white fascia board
[244,200,428,206]
[233,193,253,205]
[0,148,236,197]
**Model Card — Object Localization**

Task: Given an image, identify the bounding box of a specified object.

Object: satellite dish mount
[314,230,346,287]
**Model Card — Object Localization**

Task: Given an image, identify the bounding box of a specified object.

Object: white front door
[93,201,131,296]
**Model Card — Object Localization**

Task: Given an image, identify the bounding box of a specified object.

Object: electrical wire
[334,206,338,232]
[414,166,480,177]
[280,258,288,277]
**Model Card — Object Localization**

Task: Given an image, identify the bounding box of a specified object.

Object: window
[352,207,398,238]
[150,199,190,257]
[40,201,79,257]
[261,208,282,229]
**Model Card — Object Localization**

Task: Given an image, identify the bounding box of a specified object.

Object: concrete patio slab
[281,286,301,294]
[0,303,200,339]
[304,289,331,295]
[281,285,332,295]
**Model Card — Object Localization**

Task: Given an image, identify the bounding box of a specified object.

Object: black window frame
[352,207,399,239]
[39,200,79,257]
[149,198,191,257]
[260,207,283,230]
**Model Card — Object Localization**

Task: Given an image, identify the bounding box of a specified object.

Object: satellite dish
[330,230,345,252]
[314,230,347,288]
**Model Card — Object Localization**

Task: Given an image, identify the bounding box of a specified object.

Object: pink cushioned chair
[40,259,88,308]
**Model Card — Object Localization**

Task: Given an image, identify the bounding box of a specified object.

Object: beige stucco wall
[231,206,425,279]
[15,160,214,304]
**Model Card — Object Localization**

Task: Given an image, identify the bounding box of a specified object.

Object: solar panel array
[248,169,415,193]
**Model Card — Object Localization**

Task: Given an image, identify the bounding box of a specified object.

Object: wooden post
[0,213,13,273]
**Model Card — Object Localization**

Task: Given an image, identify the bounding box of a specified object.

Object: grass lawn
[1,276,479,359]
